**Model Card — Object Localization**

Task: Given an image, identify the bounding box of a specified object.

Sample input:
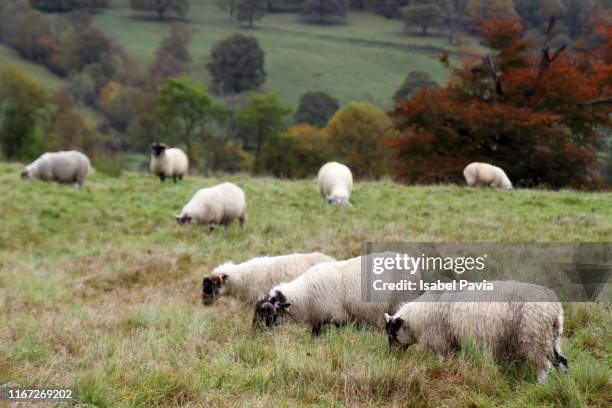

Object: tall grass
[0,162,610,407]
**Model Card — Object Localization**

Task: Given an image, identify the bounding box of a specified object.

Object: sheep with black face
[384,281,568,383]
[149,142,188,183]
[202,252,335,305]
[252,255,422,336]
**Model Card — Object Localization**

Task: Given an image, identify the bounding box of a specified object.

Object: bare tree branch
[582,97,612,107]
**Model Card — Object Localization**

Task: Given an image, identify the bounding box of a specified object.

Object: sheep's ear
[279,302,291,310]
[258,293,266,302]
[160,143,169,149]
[220,273,228,283]
[384,313,394,323]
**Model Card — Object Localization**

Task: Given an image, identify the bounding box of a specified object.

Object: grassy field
[86,0,484,109]
[0,161,611,407]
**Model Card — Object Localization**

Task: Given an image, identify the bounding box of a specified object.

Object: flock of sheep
[19,144,569,384]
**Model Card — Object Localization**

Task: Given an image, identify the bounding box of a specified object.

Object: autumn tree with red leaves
[388,17,611,189]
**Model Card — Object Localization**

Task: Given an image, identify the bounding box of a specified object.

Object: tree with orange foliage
[388,17,611,189]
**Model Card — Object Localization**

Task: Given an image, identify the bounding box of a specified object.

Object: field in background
[0,0,483,109]
[0,45,65,90]
[0,162,610,407]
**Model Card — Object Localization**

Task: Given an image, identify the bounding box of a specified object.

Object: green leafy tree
[301,0,348,24]
[236,93,290,173]
[325,102,391,179]
[0,67,50,160]
[150,22,192,81]
[394,70,439,102]
[207,34,266,94]
[154,77,225,155]
[236,0,266,27]
[294,91,339,128]
[401,1,445,34]
[129,0,190,20]
[261,124,331,178]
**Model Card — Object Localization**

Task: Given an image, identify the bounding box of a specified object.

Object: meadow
[0,161,611,407]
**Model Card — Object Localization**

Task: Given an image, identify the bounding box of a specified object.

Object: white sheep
[463,162,513,190]
[150,142,188,183]
[253,254,422,336]
[317,162,353,206]
[175,182,247,235]
[384,281,567,383]
[202,252,335,305]
[21,150,91,188]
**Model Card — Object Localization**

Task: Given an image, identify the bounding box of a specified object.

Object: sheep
[463,162,513,190]
[202,252,335,305]
[253,254,422,336]
[21,150,91,188]
[150,142,188,183]
[317,162,353,206]
[175,182,247,235]
[384,281,568,383]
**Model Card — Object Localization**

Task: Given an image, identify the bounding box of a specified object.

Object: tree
[261,124,331,178]
[215,0,239,20]
[325,102,391,179]
[46,92,95,153]
[207,34,266,94]
[150,22,192,81]
[394,71,439,102]
[387,18,611,189]
[0,67,50,160]
[236,0,266,27]
[465,0,519,30]
[29,0,109,12]
[301,0,348,24]
[236,93,290,173]
[294,91,339,128]
[373,0,410,19]
[129,0,190,20]
[154,77,225,156]
[401,1,445,35]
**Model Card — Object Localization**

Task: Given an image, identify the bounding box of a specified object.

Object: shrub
[325,102,392,179]
[93,150,125,177]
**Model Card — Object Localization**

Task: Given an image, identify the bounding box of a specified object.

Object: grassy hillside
[0,45,65,90]
[89,0,483,108]
[0,162,610,407]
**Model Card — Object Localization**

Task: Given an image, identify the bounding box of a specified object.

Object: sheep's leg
[536,360,552,384]
[159,174,166,183]
[178,174,183,181]
[311,322,323,337]
[208,223,216,236]
[239,215,246,229]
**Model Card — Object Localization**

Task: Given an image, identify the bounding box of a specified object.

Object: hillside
[1,162,610,406]
[87,0,484,108]
[0,45,65,91]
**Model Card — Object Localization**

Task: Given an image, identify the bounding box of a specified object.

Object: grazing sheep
[317,162,353,206]
[202,252,335,305]
[463,162,513,190]
[21,150,91,188]
[150,142,188,183]
[253,254,422,336]
[176,182,247,235]
[384,281,567,383]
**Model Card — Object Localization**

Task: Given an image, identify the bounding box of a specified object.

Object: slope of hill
[0,44,64,90]
[1,162,610,406]
[90,0,484,108]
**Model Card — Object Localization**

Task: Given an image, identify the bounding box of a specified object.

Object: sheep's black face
[151,142,167,157]
[385,316,404,346]
[252,297,291,330]
[202,277,221,305]
[176,214,192,225]
[20,169,30,180]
